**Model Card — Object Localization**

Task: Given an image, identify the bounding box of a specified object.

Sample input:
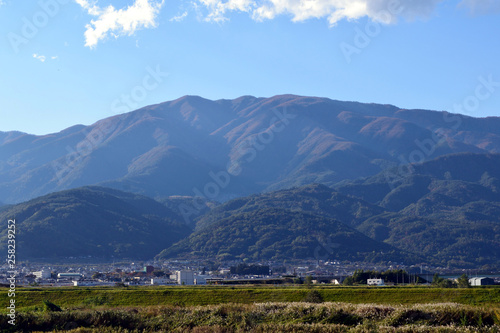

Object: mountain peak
[1,95,500,204]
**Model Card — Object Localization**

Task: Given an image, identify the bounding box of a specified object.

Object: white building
[175,270,194,285]
[33,270,51,279]
[57,273,82,280]
[469,277,495,286]
[151,278,176,285]
[194,274,212,285]
[73,280,99,287]
[367,278,385,286]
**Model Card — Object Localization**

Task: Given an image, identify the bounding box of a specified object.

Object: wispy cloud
[33,54,46,62]
[198,0,254,22]
[459,0,500,15]
[192,0,449,25]
[170,11,188,22]
[75,0,164,48]
[33,54,59,62]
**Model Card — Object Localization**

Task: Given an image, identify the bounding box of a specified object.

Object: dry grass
[2,301,499,332]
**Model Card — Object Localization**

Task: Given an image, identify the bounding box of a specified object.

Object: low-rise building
[469,277,495,286]
[73,280,99,286]
[194,274,212,285]
[33,270,51,279]
[151,278,176,285]
[57,273,82,280]
[367,278,385,286]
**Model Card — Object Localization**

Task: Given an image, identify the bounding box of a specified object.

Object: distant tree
[440,279,457,288]
[273,266,287,274]
[230,264,269,276]
[457,274,470,288]
[343,277,354,286]
[305,275,313,287]
[432,273,442,285]
[348,269,410,285]
[432,273,456,288]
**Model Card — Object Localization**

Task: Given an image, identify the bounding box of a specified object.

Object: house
[367,278,385,286]
[469,277,495,286]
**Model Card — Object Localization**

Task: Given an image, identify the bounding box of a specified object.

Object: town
[2,260,498,287]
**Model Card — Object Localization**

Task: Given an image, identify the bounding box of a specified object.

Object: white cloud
[199,0,254,22]
[459,0,500,15]
[33,54,60,62]
[33,54,46,62]
[194,0,447,25]
[75,0,164,48]
[170,11,189,22]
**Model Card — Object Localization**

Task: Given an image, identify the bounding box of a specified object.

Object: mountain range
[1,95,500,205]
[1,95,499,268]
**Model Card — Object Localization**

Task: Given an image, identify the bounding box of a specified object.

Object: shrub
[43,300,62,312]
[303,290,324,303]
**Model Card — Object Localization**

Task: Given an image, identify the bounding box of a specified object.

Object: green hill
[0,187,191,260]
[335,153,500,269]
[159,159,500,268]
[195,183,385,231]
[158,207,410,262]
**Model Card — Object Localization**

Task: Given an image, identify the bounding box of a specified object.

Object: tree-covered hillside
[0,187,191,260]
[158,207,411,262]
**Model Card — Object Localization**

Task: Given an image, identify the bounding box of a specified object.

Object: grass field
[1,286,499,332]
[1,300,500,332]
[1,285,499,310]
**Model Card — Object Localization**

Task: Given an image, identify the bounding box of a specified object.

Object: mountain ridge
[1,95,500,204]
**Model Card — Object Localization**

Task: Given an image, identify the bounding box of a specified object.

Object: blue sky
[1,0,499,135]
